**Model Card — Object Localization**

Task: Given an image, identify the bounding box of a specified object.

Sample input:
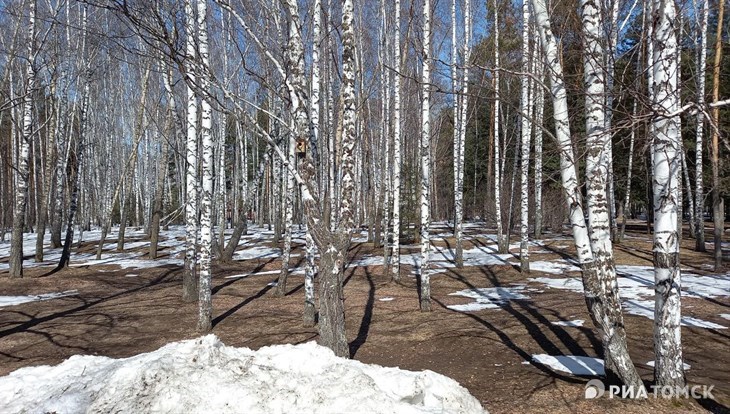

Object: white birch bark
[519,0,531,273]
[390,0,403,281]
[694,0,708,251]
[493,0,507,254]
[419,0,432,312]
[183,0,199,303]
[455,0,471,268]
[197,0,214,333]
[651,0,685,388]
[9,0,36,278]
[533,51,545,240]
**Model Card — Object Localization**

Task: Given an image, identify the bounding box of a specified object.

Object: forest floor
[0,220,729,413]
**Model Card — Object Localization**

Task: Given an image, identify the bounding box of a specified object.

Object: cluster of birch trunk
[0,0,727,387]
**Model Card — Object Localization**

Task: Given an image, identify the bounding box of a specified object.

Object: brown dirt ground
[0,221,729,414]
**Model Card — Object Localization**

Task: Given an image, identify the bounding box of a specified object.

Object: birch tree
[197,0,214,333]
[694,0,708,251]
[419,0,432,312]
[390,0,403,281]
[9,0,36,278]
[650,0,685,388]
[454,0,471,268]
[493,0,507,254]
[518,0,531,273]
[183,0,199,303]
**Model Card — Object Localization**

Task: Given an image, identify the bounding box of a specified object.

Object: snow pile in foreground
[0,335,487,414]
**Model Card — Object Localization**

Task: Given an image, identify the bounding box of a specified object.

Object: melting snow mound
[0,335,486,414]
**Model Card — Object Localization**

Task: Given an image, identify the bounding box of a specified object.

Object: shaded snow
[0,290,79,308]
[531,354,604,376]
[0,335,486,414]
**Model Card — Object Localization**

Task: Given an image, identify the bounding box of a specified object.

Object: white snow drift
[0,335,487,414]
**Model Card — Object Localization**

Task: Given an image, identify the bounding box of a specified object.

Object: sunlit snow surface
[0,290,78,308]
[447,287,529,311]
[0,335,487,414]
[531,354,604,376]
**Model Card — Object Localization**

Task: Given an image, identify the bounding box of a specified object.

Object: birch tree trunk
[390,0,403,281]
[455,0,471,268]
[533,53,545,240]
[419,0,432,312]
[183,0,199,303]
[304,0,323,325]
[695,0,708,251]
[9,0,36,278]
[533,0,643,390]
[197,0,214,333]
[493,0,507,254]
[519,0,531,274]
[650,0,686,388]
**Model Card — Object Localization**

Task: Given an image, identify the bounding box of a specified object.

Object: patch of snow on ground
[448,286,529,312]
[622,300,727,329]
[0,290,79,308]
[0,335,486,414]
[518,261,581,274]
[379,297,395,302]
[646,360,690,370]
[233,246,281,260]
[721,314,730,320]
[552,319,584,327]
[530,274,729,329]
[531,354,604,376]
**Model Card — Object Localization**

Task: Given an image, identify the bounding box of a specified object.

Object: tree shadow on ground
[349,267,375,358]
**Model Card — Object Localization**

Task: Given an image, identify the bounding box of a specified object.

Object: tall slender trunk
[9,0,36,278]
[651,0,685,388]
[149,141,169,259]
[59,6,89,270]
[183,0,200,303]
[711,0,725,271]
[695,0,708,251]
[518,0,531,274]
[197,0,214,333]
[533,51,545,240]
[390,0,403,281]
[304,0,323,325]
[493,0,507,254]
[455,0,471,268]
[419,0,432,312]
